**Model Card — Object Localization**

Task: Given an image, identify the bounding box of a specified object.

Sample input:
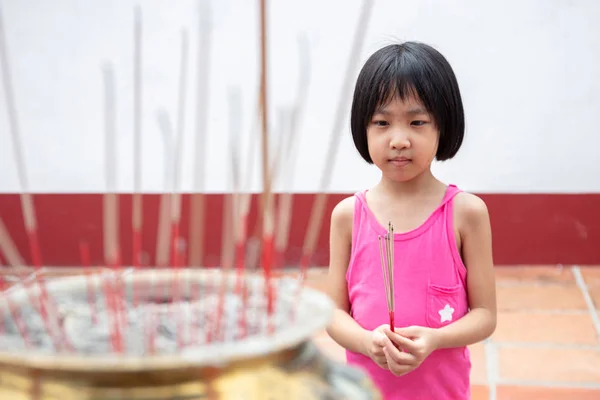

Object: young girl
[325,42,497,399]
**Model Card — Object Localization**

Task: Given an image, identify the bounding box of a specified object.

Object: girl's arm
[324,197,372,356]
[432,192,497,349]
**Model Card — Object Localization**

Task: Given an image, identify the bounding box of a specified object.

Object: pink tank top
[345,184,471,399]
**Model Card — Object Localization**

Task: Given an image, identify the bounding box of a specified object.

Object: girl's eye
[411,120,427,126]
[373,120,389,127]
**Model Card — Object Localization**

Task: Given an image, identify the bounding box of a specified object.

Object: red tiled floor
[493,311,598,344]
[496,284,588,311]
[498,345,600,383]
[496,386,600,400]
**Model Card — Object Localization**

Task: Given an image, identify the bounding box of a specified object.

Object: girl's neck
[377,168,444,198]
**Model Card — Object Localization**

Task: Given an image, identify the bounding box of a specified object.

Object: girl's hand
[361,324,391,370]
[381,326,439,377]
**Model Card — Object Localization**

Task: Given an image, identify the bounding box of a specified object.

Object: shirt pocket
[425,283,467,328]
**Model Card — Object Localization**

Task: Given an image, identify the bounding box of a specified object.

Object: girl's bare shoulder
[453,191,490,232]
[331,196,356,234]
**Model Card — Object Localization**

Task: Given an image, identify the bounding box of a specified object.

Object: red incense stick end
[133,230,142,268]
[260,234,275,315]
[27,230,43,268]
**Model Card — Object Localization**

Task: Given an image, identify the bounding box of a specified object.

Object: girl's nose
[389,129,410,149]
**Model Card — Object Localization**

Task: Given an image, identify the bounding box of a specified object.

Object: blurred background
[0,1,599,399]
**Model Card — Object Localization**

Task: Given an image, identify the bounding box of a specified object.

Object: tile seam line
[496,379,600,390]
[485,339,497,400]
[494,342,600,350]
[572,265,600,340]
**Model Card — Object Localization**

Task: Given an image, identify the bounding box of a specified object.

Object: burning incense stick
[378,222,395,332]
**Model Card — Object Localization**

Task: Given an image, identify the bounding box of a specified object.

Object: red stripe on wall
[0,193,598,267]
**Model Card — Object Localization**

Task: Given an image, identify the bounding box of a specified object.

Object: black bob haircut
[350,42,465,163]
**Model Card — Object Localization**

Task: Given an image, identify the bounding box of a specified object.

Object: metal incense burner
[0,268,381,399]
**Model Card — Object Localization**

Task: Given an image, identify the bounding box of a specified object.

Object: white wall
[1,0,599,194]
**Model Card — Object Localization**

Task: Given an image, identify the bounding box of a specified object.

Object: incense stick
[245,110,288,272]
[378,235,391,315]
[226,87,246,337]
[188,3,213,341]
[155,109,173,267]
[156,96,185,348]
[378,222,395,332]
[101,63,123,353]
[152,105,173,350]
[189,0,213,268]
[0,4,71,352]
[273,110,294,269]
[233,104,261,338]
[155,26,189,346]
[151,108,175,351]
[389,222,395,329]
[170,28,189,269]
[0,4,39,267]
[237,105,262,274]
[132,4,143,306]
[212,87,241,342]
[172,26,189,342]
[274,33,311,269]
[170,31,189,345]
[258,0,276,325]
[0,219,25,268]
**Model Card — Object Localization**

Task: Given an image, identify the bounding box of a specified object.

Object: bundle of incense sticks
[378,222,395,332]
[0,0,377,354]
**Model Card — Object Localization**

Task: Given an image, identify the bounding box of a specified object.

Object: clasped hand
[363,324,439,377]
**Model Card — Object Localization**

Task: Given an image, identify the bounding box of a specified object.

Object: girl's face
[366,94,439,182]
